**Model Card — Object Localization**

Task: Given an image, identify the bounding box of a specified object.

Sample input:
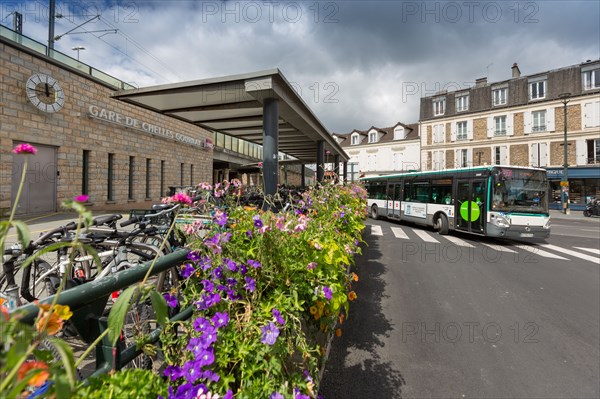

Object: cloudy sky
[4,1,599,133]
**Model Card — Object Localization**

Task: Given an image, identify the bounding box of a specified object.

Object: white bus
[361,165,551,239]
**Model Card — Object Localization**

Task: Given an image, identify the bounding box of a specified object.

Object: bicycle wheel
[121,300,154,370]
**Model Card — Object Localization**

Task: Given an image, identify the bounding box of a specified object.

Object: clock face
[25,73,65,113]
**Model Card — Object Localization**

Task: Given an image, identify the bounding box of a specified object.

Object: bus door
[387,183,402,218]
[455,178,486,234]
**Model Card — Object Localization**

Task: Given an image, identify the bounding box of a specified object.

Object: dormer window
[394,126,406,140]
[456,93,469,112]
[368,131,378,143]
[433,97,446,116]
[582,66,600,90]
[351,133,360,145]
[529,77,547,100]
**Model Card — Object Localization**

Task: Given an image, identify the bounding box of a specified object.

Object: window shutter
[467,120,473,140]
[487,116,494,138]
[546,107,555,132]
[454,149,460,168]
[450,123,457,142]
[523,111,532,134]
[576,139,587,165]
[506,114,514,136]
[467,148,473,166]
[530,144,539,167]
[584,101,600,128]
[500,146,508,165]
[540,143,548,166]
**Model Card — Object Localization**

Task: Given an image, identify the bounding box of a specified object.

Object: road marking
[413,230,439,243]
[443,235,475,248]
[539,244,600,264]
[391,227,409,239]
[575,247,600,255]
[371,225,383,236]
[478,242,517,253]
[516,245,569,260]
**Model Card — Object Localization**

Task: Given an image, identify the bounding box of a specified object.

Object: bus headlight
[543,218,551,229]
[494,215,510,228]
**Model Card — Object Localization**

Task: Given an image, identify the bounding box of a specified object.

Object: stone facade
[1,41,213,215]
[473,147,491,166]
[549,140,577,166]
[509,144,529,166]
[473,118,487,141]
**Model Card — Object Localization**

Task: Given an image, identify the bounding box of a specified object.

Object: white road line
[516,245,569,260]
[443,235,475,248]
[371,225,383,236]
[391,227,409,239]
[539,244,600,264]
[413,229,439,243]
[575,247,600,255]
[478,242,518,254]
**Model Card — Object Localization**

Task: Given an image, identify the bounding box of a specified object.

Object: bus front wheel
[371,204,380,220]
[436,214,449,235]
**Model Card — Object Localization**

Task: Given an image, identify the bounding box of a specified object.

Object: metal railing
[12,249,191,378]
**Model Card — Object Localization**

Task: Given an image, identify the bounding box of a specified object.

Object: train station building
[0,25,347,216]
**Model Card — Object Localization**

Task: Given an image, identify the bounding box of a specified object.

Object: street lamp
[72,46,85,60]
[558,92,571,214]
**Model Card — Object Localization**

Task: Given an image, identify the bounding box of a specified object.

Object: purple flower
[294,388,310,399]
[74,194,89,203]
[223,390,234,399]
[186,337,203,354]
[182,359,202,383]
[212,312,229,328]
[246,230,253,239]
[163,293,178,308]
[213,209,228,227]
[175,383,195,398]
[224,258,238,272]
[323,286,333,301]
[253,214,263,228]
[180,263,195,279]
[261,321,280,345]
[197,347,215,367]
[213,266,223,279]
[187,250,201,262]
[247,259,261,269]
[222,231,232,242]
[202,369,220,382]
[201,279,215,293]
[272,308,285,325]
[245,276,256,292]
[163,365,182,381]
[193,317,212,332]
[199,327,218,348]
[239,264,248,275]
[307,262,317,270]
[270,393,284,399]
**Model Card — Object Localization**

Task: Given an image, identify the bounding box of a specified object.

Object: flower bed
[159,182,367,398]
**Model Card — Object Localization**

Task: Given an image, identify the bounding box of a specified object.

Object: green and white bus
[361,165,551,239]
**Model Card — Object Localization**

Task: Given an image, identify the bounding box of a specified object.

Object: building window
[433,98,446,116]
[494,116,507,136]
[107,153,114,201]
[532,110,546,132]
[494,147,501,165]
[583,101,600,128]
[128,156,135,200]
[180,163,185,186]
[368,131,378,143]
[492,87,507,106]
[82,150,90,196]
[530,143,548,167]
[587,139,600,164]
[160,160,165,197]
[394,127,405,140]
[459,149,469,168]
[456,94,469,112]
[529,80,546,100]
[456,121,468,140]
[432,124,445,143]
[432,150,445,170]
[351,134,360,145]
[582,68,600,90]
[146,158,151,199]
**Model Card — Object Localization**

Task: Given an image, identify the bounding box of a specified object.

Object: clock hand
[45,83,50,97]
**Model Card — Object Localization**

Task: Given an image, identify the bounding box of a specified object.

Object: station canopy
[112,69,348,164]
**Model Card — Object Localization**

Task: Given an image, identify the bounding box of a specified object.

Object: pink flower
[12,143,37,155]
[74,194,89,203]
[258,162,263,168]
[170,192,192,205]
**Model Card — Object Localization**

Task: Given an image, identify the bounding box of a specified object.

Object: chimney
[475,77,487,87]
[512,63,521,78]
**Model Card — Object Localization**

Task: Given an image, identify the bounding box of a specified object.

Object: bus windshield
[491,168,548,213]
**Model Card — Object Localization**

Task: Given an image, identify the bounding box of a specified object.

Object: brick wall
[554,105,582,132]
[550,140,577,166]
[509,144,529,166]
[473,118,487,140]
[473,147,491,166]
[1,42,213,214]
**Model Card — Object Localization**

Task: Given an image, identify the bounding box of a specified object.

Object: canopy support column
[263,98,279,196]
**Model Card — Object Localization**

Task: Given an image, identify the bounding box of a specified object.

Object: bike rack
[11,249,192,379]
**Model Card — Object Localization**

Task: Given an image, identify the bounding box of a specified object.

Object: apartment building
[334,123,420,182]
[420,60,600,210]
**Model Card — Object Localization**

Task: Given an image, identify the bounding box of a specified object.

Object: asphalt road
[319,216,600,399]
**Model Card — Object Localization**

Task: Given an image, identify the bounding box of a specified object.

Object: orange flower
[336,328,342,337]
[339,314,345,325]
[35,302,72,335]
[309,306,317,315]
[348,291,357,301]
[1,304,9,321]
[351,272,359,282]
[18,361,49,387]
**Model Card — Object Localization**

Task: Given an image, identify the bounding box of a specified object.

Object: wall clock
[25,73,65,113]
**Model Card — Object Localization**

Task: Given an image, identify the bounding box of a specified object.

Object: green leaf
[54,370,72,399]
[108,285,138,346]
[11,220,30,249]
[149,289,168,327]
[47,337,77,389]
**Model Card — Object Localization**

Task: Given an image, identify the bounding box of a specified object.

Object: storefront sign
[88,105,213,149]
